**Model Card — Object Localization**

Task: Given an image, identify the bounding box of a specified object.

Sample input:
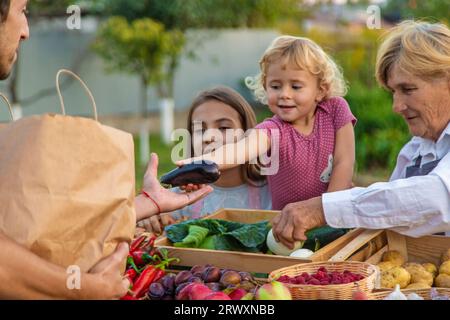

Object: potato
[380,267,411,289]
[439,261,450,276]
[422,263,438,277]
[406,282,431,290]
[403,264,433,286]
[435,274,450,288]
[382,250,406,267]
[441,249,450,263]
[377,261,396,273]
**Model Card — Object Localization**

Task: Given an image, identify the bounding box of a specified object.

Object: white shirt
[171,183,272,220]
[323,121,450,237]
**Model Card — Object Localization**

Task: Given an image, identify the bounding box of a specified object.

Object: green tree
[92,17,184,116]
[92,0,305,99]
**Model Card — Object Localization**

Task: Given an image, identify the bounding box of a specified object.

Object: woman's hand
[135,153,213,222]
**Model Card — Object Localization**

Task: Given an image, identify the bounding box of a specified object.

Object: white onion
[266,229,303,256]
[289,248,314,259]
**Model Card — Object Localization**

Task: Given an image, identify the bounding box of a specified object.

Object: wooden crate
[154,208,366,274]
[328,229,450,267]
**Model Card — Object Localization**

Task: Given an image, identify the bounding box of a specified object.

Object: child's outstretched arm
[327,123,355,192]
[176,129,271,170]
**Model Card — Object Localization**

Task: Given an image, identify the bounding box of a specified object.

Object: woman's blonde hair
[246,35,347,104]
[187,86,266,186]
[376,20,450,89]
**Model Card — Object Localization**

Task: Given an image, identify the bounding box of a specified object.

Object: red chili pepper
[148,234,157,246]
[152,268,166,283]
[148,248,162,261]
[124,268,138,283]
[131,265,160,298]
[130,234,157,257]
[120,294,138,300]
[131,249,154,267]
[140,234,157,252]
[130,235,147,253]
[126,255,141,273]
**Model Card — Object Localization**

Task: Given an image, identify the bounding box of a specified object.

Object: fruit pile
[276,266,365,285]
[147,264,260,300]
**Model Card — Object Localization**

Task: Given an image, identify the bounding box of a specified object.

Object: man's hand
[83,242,130,300]
[136,153,213,221]
[271,196,327,249]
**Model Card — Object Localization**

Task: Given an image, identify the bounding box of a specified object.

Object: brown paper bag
[0,70,136,271]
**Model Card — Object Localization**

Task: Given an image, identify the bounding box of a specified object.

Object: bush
[346,81,410,173]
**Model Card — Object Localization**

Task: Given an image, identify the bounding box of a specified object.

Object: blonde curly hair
[376,20,450,90]
[246,35,347,104]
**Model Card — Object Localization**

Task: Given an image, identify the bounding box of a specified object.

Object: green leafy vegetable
[165,219,271,253]
[173,225,209,248]
[198,235,217,249]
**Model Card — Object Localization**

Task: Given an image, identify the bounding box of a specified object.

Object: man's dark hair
[0,0,10,23]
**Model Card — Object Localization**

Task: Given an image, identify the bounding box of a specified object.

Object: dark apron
[405,155,444,236]
[405,155,441,178]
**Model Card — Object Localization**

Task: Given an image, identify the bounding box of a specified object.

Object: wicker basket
[268,261,378,300]
[370,288,450,300]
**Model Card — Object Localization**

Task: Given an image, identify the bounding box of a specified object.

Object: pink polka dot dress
[255,97,357,210]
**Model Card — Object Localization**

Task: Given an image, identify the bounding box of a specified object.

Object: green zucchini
[302,226,350,251]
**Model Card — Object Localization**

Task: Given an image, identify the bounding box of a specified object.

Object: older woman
[272,20,450,248]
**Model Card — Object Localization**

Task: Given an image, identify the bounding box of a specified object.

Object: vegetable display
[166,219,349,254]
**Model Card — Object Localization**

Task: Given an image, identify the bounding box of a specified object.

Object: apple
[255,281,292,300]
